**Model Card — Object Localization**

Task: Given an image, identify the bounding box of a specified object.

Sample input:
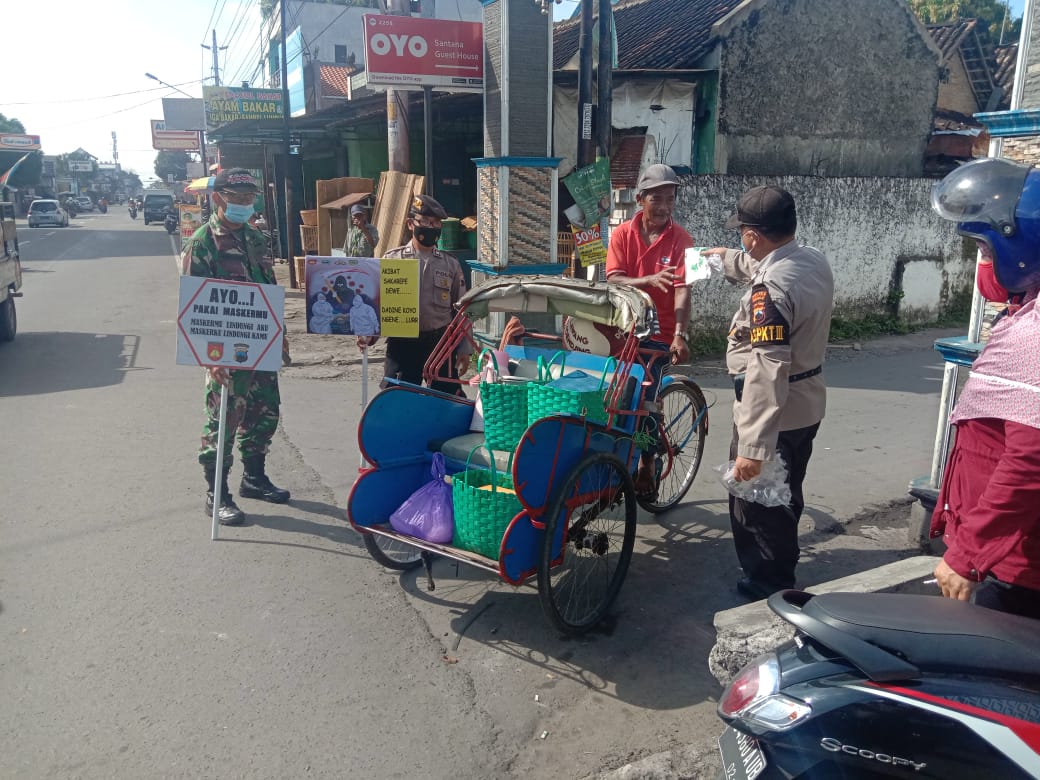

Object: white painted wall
[663,175,972,333]
[553,80,696,176]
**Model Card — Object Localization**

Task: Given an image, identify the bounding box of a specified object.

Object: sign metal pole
[360,346,369,471]
[211,382,229,540]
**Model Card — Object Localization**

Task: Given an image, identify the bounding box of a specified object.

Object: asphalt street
[0,211,955,778]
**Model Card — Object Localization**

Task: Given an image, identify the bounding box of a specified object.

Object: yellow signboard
[379,258,420,338]
[573,224,608,267]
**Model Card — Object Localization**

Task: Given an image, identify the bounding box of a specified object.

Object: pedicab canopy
[457,276,657,340]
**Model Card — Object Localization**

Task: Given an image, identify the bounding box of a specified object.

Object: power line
[1,80,203,106]
[211,0,232,35]
[200,0,223,42]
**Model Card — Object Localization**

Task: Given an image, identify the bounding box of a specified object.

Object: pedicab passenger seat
[433,349,646,473]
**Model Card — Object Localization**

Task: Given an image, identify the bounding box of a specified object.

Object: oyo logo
[370,33,428,58]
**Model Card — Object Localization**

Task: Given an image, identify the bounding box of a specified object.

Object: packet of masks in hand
[714,454,792,507]
[685,247,722,282]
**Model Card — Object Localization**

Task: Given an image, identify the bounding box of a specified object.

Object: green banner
[563,157,611,228]
[203,86,284,131]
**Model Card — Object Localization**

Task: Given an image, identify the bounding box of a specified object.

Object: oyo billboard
[363,14,482,92]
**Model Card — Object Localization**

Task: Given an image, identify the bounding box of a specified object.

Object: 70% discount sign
[176,276,285,539]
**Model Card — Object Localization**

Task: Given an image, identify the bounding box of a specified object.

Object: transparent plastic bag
[715,454,792,507]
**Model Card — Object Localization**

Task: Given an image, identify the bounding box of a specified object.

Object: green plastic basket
[478,348,530,451]
[527,354,616,427]
[451,446,522,559]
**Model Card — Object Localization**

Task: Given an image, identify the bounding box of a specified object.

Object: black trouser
[729,422,820,590]
[973,579,1040,619]
[383,329,460,395]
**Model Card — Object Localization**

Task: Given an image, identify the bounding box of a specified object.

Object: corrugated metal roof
[554,0,742,70]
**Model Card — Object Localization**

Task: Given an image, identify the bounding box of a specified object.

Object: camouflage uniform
[182,212,281,469]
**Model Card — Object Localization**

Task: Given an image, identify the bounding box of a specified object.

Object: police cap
[409,194,447,220]
[213,168,259,193]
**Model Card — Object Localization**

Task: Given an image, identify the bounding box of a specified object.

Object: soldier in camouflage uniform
[181,168,291,525]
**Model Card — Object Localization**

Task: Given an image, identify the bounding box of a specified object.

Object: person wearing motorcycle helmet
[929,157,1040,619]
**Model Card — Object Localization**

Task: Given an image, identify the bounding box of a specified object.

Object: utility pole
[202,30,228,86]
[571,0,596,277]
[597,0,613,160]
[280,0,298,285]
[576,0,596,170]
[386,0,411,172]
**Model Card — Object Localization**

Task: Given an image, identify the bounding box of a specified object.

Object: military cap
[409,193,447,219]
[213,167,259,193]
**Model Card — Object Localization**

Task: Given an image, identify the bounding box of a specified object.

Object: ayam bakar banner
[202,86,284,131]
[302,256,420,338]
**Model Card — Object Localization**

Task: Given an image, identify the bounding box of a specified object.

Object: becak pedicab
[347,275,709,634]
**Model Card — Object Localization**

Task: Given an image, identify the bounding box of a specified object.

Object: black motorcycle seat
[803,592,1040,681]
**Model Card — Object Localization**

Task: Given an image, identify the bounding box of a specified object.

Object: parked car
[75,196,95,212]
[27,199,69,228]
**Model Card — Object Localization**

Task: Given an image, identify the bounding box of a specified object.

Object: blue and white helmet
[931,157,1040,292]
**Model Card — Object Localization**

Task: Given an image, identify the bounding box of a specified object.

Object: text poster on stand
[302,256,419,338]
[177,277,285,372]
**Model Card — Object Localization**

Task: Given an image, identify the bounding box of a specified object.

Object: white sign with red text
[177,277,285,372]
[363,14,483,91]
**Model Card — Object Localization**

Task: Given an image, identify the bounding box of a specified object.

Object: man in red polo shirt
[606,163,694,494]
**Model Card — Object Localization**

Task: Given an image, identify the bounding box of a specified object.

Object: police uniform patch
[748,283,789,346]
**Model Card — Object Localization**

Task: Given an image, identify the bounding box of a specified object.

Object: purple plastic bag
[389,453,454,543]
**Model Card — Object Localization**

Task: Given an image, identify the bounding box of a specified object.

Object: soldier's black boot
[204,463,246,525]
[239,455,291,503]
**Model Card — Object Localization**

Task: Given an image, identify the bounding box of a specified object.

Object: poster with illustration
[303,256,419,338]
[178,203,203,249]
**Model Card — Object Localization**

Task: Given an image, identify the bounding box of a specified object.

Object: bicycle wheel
[639,380,708,513]
[538,452,637,634]
[363,531,423,571]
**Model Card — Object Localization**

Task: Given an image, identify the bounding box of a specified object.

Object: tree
[909,0,1021,44]
[0,114,26,134]
[154,150,189,184]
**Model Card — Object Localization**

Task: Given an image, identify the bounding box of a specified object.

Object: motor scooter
[98,201,108,214]
[164,209,178,235]
[717,590,1040,779]
[128,203,137,219]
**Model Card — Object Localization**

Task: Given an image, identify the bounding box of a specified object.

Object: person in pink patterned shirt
[930,157,1040,618]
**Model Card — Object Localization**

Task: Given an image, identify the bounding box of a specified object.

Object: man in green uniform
[181,168,291,526]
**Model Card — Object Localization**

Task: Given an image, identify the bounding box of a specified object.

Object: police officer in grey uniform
[707,186,834,601]
[357,194,471,394]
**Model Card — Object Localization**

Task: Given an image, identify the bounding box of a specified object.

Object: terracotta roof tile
[610,135,648,189]
[994,43,1017,109]
[554,0,743,70]
[926,19,977,63]
[320,63,359,99]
